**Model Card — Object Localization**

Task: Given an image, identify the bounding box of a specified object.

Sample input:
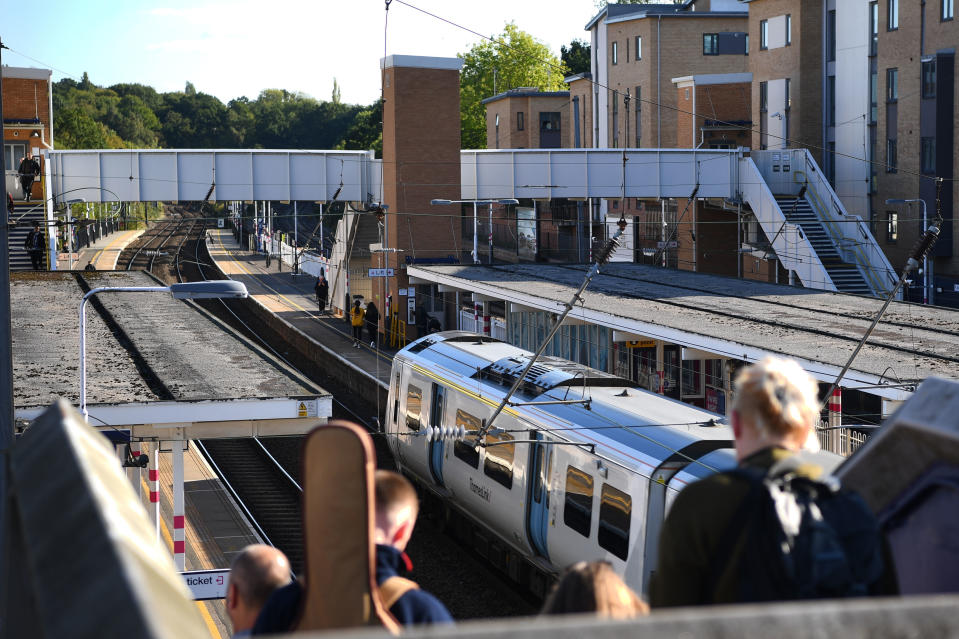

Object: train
[385,330,756,597]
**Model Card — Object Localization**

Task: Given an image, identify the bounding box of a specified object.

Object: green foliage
[561,40,591,76]
[459,23,568,149]
[52,75,384,152]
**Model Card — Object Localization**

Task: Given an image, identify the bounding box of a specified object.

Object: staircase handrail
[794,150,898,296]
[739,157,837,291]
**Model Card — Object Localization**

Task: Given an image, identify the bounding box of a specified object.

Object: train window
[483,429,514,489]
[564,466,594,538]
[392,373,400,424]
[406,385,422,431]
[453,409,480,468]
[598,483,632,560]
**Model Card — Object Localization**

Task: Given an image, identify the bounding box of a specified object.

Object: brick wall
[382,63,462,338]
[3,75,52,198]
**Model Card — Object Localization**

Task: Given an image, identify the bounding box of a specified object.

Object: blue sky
[3,0,598,106]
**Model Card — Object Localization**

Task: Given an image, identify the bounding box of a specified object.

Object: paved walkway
[56,228,145,270]
[206,229,398,387]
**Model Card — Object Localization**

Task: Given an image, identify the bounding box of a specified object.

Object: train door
[428,385,446,486]
[525,431,552,560]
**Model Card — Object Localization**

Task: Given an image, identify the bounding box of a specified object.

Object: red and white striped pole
[474,302,480,333]
[483,301,491,336]
[172,440,185,570]
[149,440,160,542]
[828,387,842,453]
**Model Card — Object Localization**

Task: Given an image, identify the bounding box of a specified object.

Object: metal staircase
[774,195,872,295]
[7,202,47,271]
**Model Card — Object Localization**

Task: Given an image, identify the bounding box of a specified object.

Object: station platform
[139,442,260,639]
[55,227,145,270]
[206,228,397,388]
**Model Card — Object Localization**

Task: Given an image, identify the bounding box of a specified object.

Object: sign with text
[182,569,230,600]
[368,268,395,278]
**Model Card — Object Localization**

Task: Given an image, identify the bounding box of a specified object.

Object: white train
[384,331,744,596]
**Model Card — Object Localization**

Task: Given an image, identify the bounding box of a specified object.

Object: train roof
[398,332,732,475]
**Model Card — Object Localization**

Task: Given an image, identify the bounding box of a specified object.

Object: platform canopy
[46,149,382,204]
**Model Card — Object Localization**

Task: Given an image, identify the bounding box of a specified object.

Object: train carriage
[385,331,743,596]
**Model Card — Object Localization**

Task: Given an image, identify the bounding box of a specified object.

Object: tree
[561,39,591,76]
[459,23,568,149]
[332,78,342,106]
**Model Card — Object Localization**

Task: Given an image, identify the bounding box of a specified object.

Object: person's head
[25,151,32,160]
[731,356,820,461]
[354,299,361,308]
[33,222,40,231]
[374,470,419,551]
[541,561,648,620]
[226,544,291,634]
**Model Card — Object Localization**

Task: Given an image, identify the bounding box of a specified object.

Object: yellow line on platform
[140,477,224,639]
[89,230,134,270]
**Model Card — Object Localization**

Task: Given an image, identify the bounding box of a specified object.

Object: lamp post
[78,280,248,420]
[430,199,519,264]
[886,198,931,304]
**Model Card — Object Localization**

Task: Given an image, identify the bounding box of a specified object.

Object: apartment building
[588,0,749,151]
[865,0,958,305]
[482,88,571,149]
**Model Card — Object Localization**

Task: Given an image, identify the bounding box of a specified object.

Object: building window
[921,137,937,173]
[886,211,898,243]
[784,77,791,142]
[760,20,768,49]
[888,0,899,29]
[945,0,955,20]
[703,33,719,55]
[828,76,836,126]
[564,466,594,538]
[612,92,619,147]
[869,136,878,193]
[870,2,879,55]
[517,111,524,131]
[484,429,514,489]
[612,41,618,65]
[922,59,937,98]
[759,81,768,150]
[827,10,837,61]
[635,36,642,60]
[786,14,792,45]
[886,68,898,101]
[827,141,836,185]
[745,33,749,54]
[870,70,878,123]
[635,85,642,147]
[598,483,632,561]
[886,138,897,172]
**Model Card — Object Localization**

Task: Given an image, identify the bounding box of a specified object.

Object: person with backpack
[650,356,897,608]
[349,299,365,348]
[364,301,380,349]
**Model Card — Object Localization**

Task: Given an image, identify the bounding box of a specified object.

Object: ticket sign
[368,268,395,277]
[183,569,231,600]
[626,340,656,349]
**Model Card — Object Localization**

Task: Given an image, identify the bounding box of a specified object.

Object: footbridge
[39,146,896,298]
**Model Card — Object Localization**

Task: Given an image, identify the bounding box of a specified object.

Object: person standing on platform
[350,299,365,348]
[315,276,328,314]
[227,544,291,638]
[23,222,45,270]
[365,301,380,349]
[18,152,40,202]
[415,304,428,339]
[650,356,897,608]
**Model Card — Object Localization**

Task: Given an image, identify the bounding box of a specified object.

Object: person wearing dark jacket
[252,471,452,633]
[23,222,45,270]
[18,152,40,202]
[650,356,897,608]
[364,301,380,349]
[314,277,328,314]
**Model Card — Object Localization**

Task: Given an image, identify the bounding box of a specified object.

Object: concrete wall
[834,0,871,220]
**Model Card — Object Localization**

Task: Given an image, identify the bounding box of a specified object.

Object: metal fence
[818,423,870,457]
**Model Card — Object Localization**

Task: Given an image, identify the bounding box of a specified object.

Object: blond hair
[374,470,419,523]
[732,357,820,450]
[541,561,648,620]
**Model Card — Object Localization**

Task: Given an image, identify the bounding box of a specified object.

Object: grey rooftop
[11,271,326,413]
[408,263,959,399]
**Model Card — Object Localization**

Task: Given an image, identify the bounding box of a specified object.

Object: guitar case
[293,420,401,634]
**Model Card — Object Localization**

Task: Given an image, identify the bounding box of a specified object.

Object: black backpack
[714,458,886,603]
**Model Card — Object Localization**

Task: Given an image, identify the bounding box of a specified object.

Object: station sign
[368,268,395,277]
[656,241,678,249]
[182,569,230,600]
